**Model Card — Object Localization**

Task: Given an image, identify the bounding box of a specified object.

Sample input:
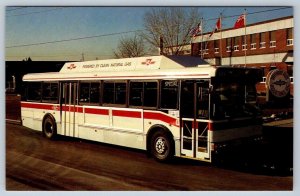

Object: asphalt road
[6,123,292,191]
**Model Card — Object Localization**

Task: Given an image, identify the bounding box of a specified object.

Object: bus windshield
[211,81,259,119]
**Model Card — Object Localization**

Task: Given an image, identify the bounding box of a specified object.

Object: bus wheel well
[42,114,57,139]
[146,125,175,159]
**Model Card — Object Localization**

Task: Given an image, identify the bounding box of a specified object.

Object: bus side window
[90,82,100,104]
[27,82,42,102]
[115,82,126,105]
[79,81,101,105]
[79,82,90,103]
[129,81,158,108]
[103,82,114,104]
[42,82,58,103]
[129,82,143,106]
[144,82,158,107]
[197,82,209,119]
[103,81,126,105]
[160,80,178,109]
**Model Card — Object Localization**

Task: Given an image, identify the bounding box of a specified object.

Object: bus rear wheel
[42,115,57,139]
[150,131,174,162]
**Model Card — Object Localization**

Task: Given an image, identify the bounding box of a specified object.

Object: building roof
[198,15,293,37]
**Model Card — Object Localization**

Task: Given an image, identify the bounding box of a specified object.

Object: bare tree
[114,34,147,58]
[142,7,202,55]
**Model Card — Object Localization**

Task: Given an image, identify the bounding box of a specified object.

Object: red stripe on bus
[61,105,82,113]
[144,111,177,126]
[112,110,141,118]
[21,102,178,126]
[85,108,109,115]
[21,102,57,110]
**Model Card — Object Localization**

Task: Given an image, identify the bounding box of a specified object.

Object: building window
[287,28,293,46]
[226,38,231,52]
[241,35,247,50]
[199,42,208,56]
[250,34,256,49]
[259,32,266,48]
[287,64,293,77]
[233,37,239,51]
[214,40,219,53]
[270,31,276,48]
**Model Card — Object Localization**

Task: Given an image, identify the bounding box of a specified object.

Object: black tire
[42,115,57,139]
[150,131,174,162]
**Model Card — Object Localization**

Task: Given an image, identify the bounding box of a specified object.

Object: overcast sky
[5,6,293,61]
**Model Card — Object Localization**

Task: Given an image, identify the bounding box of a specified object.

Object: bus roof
[59,55,210,73]
[23,56,217,81]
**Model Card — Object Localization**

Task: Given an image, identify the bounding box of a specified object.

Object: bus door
[180,80,210,160]
[61,82,78,137]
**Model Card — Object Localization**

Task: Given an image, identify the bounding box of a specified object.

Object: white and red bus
[21,55,263,162]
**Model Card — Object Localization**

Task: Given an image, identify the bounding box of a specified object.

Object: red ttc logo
[67,64,77,70]
[141,59,155,66]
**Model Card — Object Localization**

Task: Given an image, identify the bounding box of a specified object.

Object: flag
[209,17,221,37]
[234,14,245,29]
[189,23,202,37]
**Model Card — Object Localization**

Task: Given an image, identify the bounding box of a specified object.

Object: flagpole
[244,9,247,67]
[201,17,204,59]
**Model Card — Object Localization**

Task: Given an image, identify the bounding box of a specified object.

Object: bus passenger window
[79,82,100,105]
[27,82,42,101]
[90,82,100,104]
[161,80,178,109]
[129,82,143,106]
[103,82,114,104]
[42,82,58,103]
[79,82,90,103]
[144,82,157,107]
[115,83,126,104]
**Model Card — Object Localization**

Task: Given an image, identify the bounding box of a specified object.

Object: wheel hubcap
[45,122,53,135]
[155,137,166,154]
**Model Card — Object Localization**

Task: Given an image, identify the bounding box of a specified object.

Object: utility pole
[81,53,85,61]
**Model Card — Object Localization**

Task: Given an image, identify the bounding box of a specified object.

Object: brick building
[190,16,293,78]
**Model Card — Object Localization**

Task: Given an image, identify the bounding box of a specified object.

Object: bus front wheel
[150,131,174,162]
[42,115,57,139]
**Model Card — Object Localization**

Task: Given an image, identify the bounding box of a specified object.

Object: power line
[6,7,66,17]
[6,30,144,48]
[6,7,28,12]
[203,7,290,22]
[5,7,292,49]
